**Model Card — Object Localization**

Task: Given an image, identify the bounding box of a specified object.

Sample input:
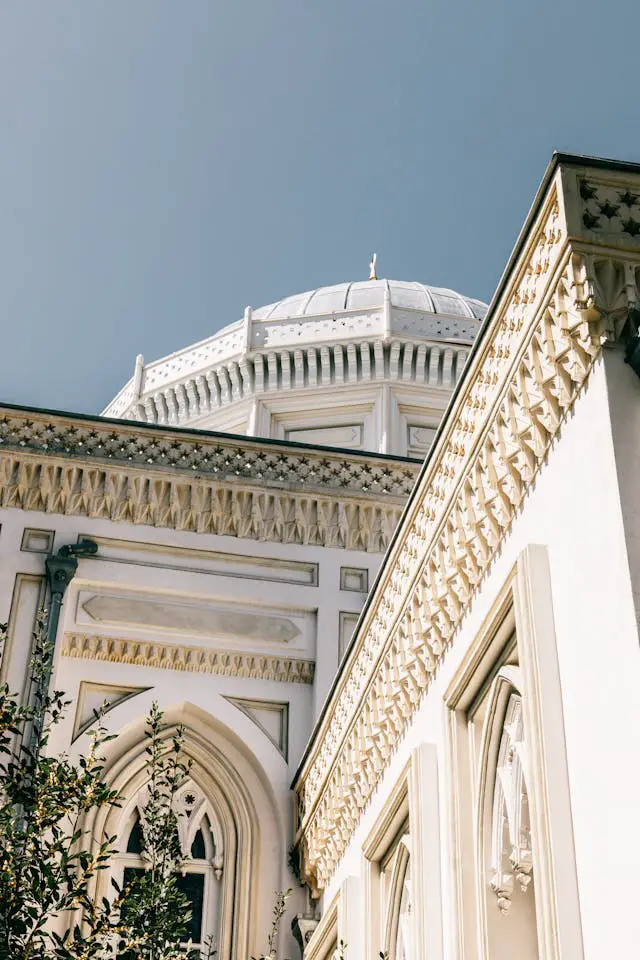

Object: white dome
[104,277,487,458]
[253,279,487,321]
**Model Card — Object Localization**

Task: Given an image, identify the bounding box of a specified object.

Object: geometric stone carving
[72,680,150,740]
[224,696,289,759]
[62,632,315,685]
[81,594,301,643]
[0,412,417,496]
[0,413,418,552]
[293,173,639,891]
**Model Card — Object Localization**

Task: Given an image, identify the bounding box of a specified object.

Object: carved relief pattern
[0,415,415,496]
[579,176,640,239]
[254,310,381,347]
[294,196,631,892]
[62,632,315,684]
[106,382,137,418]
[0,415,417,551]
[490,693,533,914]
[392,310,478,340]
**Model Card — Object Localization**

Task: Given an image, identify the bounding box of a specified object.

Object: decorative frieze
[293,163,640,894]
[0,413,416,495]
[0,412,418,551]
[62,632,315,685]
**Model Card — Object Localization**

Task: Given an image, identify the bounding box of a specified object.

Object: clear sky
[1,0,639,414]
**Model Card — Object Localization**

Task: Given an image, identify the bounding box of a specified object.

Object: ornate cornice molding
[103,294,483,424]
[62,632,315,685]
[108,339,474,428]
[0,411,418,551]
[293,164,640,894]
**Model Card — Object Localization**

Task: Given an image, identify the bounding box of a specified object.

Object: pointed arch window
[489,691,533,913]
[125,811,144,854]
[476,668,539,958]
[381,834,413,960]
[115,782,224,949]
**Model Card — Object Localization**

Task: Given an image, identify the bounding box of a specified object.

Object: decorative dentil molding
[62,632,315,685]
[293,164,640,894]
[0,412,418,551]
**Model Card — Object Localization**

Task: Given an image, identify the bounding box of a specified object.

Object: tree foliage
[115,703,201,960]
[0,612,122,959]
[0,615,292,960]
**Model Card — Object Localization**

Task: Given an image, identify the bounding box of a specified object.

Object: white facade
[2,153,640,958]
[293,154,640,958]
[0,414,420,957]
[104,279,486,458]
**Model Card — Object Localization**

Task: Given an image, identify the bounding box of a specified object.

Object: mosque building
[1,152,639,958]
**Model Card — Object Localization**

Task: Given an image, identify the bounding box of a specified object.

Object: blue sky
[1,0,639,413]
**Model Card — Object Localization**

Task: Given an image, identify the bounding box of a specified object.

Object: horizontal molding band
[62,632,315,685]
[0,410,419,550]
[121,340,472,428]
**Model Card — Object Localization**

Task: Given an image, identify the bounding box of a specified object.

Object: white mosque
[1,152,639,958]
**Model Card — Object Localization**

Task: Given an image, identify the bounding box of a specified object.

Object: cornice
[105,336,474,428]
[62,632,315,685]
[293,159,640,894]
[102,294,483,422]
[0,409,419,551]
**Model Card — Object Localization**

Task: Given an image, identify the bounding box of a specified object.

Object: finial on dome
[369,253,377,281]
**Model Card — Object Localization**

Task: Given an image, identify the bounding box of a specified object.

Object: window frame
[444,545,584,959]
[113,785,222,950]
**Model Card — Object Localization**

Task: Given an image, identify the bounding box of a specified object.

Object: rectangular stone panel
[77,534,318,586]
[21,528,55,554]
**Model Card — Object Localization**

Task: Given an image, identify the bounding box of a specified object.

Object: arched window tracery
[87,707,283,960]
[115,781,224,949]
[489,692,533,914]
[476,669,539,959]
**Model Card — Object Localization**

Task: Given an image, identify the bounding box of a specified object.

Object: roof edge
[0,399,421,465]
